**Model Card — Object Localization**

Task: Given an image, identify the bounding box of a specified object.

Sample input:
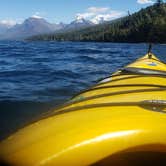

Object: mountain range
[64,17,95,30]
[0,16,102,40]
[0,23,12,34]
[29,2,166,43]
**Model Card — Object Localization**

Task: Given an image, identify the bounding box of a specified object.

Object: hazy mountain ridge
[0,22,14,34]
[0,16,98,40]
[0,17,65,40]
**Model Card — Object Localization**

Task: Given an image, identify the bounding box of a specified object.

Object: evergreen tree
[156,0,164,5]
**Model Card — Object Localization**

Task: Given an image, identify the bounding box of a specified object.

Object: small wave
[76,55,96,62]
[0,70,39,77]
[73,48,104,54]
[50,70,81,79]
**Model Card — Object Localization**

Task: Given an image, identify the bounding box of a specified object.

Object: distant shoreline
[1,39,166,45]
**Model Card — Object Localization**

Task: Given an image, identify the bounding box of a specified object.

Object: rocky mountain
[0,23,13,35]
[0,17,64,40]
[0,16,95,40]
[64,17,94,30]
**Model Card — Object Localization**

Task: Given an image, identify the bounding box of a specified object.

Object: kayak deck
[1,53,166,166]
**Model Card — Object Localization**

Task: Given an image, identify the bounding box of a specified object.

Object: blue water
[0,41,166,140]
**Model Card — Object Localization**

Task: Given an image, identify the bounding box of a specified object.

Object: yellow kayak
[1,53,166,166]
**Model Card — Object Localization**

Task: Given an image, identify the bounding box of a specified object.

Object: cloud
[76,7,124,24]
[76,12,95,20]
[91,11,124,24]
[137,0,154,4]
[0,19,16,26]
[87,7,109,13]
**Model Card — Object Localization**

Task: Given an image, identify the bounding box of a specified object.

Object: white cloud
[87,7,109,13]
[0,19,16,26]
[76,12,95,20]
[76,7,124,24]
[91,11,124,24]
[137,0,154,4]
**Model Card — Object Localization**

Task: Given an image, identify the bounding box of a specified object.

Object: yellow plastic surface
[1,53,166,166]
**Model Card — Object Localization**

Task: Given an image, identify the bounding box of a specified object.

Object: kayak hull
[1,53,166,165]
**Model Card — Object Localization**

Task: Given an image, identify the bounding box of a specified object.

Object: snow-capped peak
[75,16,86,23]
[31,15,43,19]
[91,16,105,24]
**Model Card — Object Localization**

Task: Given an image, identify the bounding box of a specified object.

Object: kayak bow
[1,53,166,166]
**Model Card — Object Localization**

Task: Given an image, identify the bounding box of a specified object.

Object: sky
[0,0,156,25]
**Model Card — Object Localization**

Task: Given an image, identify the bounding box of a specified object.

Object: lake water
[0,41,166,140]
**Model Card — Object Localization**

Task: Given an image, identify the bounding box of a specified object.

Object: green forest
[29,1,166,43]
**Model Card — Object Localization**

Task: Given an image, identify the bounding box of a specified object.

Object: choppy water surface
[0,41,166,140]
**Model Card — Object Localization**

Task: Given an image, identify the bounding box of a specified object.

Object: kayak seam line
[122,67,166,76]
[50,101,166,116]
[136,57,166,64]
[97,75,142,86]
[96,74,166,87]
[56,88,166,113]
[78,84,166,95]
